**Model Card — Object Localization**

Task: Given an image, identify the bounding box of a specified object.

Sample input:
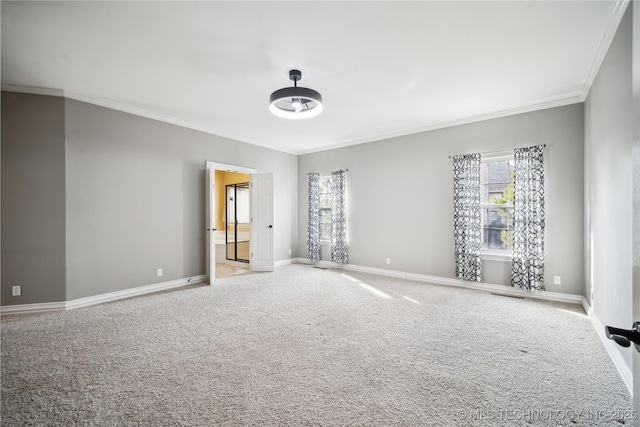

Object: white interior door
[206,161,258,283]
[205,161,216,285]
[250,173,274,272]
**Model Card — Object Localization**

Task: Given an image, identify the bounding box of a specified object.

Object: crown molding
[580,0,630,100]
[1,83,65,97]
[0,85,584,157]
[65,91,299,156]
[298,94,583,155]
[1,83,299,156]
[2,1,628,157]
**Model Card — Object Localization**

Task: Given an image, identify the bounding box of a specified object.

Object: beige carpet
[1,264,633,426]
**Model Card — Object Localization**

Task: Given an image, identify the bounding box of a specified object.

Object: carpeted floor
[1,264,633,426]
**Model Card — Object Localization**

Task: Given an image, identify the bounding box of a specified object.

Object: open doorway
[215,171,250,277]
[205,161,274,285]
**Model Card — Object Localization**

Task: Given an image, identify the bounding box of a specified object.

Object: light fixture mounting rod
[289,69,301,87]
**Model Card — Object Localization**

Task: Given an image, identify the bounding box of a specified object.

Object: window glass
[480,158,514,251]
[319,176,332,241]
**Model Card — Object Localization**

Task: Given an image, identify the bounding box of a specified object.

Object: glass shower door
[226,183,250,263]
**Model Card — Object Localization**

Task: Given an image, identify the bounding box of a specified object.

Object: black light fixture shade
[269,70,323,119]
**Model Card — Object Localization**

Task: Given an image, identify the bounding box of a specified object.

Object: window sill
[481,251,513,262]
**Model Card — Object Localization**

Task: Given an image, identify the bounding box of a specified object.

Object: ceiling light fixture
[269,70,323,119]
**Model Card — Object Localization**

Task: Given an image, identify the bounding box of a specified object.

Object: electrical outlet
[157,268,163,277]
[12,286,21,296]
[554,276,561,285]
[386,258,391,265]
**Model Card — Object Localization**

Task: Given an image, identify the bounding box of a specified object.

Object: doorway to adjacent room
[205,161,274,285]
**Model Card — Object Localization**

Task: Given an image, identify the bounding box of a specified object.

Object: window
[480,155,514,253]
[319,175,332,242]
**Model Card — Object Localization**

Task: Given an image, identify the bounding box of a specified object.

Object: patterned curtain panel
[511,145,545,291]
[452,154,482,281]
[331,170,348,264]
[307,173,321,263]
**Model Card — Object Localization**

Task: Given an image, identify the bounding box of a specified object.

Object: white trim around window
[481,250,513,262]
[480,151,513,163]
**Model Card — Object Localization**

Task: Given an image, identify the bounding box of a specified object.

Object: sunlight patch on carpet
[358,282,391,299]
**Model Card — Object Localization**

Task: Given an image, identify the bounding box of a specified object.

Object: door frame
[632,0,640,414]
[205,161,257,284]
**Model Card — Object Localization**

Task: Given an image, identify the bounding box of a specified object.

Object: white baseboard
[0,301,67,314]
[1,274,208,315]
[5,260,631,397]
[297,258,633,395]
[295,258,584,305]
[581,296,592,317]
[588,308,633,395]
[275,258,296,267]
[2,259,304,314]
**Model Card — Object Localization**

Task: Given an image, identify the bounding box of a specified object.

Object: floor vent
[490,293,525,299]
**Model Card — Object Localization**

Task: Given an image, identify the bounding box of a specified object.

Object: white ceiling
[1,1,625,155]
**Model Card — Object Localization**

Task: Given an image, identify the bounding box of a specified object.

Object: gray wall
[585,5,634,373]
[299,103,585,295]
[64,99,298,300]
[1,92,67,304]
[1,92,298,304]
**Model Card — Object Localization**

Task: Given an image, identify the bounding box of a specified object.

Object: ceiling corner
[579,0,631,101]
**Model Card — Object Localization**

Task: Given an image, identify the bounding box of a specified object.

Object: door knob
[605,321,640,352]
[266,225,273,229]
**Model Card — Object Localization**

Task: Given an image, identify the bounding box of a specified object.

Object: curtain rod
[448,144,546,159]
[307,169,349,175]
